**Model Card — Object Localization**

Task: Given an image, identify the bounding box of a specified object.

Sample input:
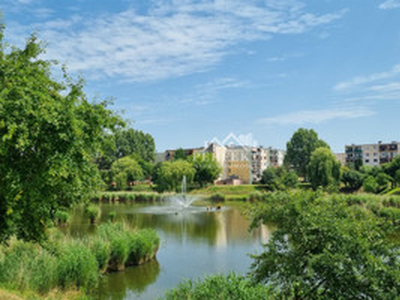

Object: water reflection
[97,260,160,300]
[67,203,270,299]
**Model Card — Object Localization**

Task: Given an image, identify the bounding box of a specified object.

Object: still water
[67,202,270,300]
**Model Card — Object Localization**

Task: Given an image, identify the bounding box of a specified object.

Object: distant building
[345,141,399,167]
[334,153,346,165]
[157,143,285,184]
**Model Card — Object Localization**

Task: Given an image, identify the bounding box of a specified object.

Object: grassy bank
[0,222,159,299]
[96,191,164,203]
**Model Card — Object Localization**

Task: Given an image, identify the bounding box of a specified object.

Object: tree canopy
[250,191,400,299]
[0,32,122,242]
[111,156,144,190]
[285,128,329,178]
[307,147,341,189]
[155,160,195,192]
[189,153,222,187]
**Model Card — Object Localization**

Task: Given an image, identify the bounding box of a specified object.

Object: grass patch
[0,222,160,298]
[162,273,272,300]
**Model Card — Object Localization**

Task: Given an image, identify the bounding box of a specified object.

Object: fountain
[138,176,202,215]
[173,175,197,209]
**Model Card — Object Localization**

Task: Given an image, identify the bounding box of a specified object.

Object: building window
[366,153,370,157]
[374,159,378,162]
[365,159,370,163]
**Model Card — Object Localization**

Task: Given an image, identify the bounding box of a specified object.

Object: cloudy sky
[1,0,400,152]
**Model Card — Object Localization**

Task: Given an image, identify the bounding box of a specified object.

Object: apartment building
[345,141,399,167]
[158,143,285,184]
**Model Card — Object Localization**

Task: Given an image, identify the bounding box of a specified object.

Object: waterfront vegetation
[0,222,159,298]
[3,28,400,300]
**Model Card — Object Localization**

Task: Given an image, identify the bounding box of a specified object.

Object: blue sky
[1,0,400,152]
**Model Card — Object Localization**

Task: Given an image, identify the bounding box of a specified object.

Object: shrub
[54,210,69,225]
[56,242,98,291]
[363,176,379,193]
[108,211,117,222]
[90,238,110,273]
[85,205,100,224]
[162,273,272,300]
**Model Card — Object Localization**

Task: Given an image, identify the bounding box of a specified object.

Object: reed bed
[0,222,160,296]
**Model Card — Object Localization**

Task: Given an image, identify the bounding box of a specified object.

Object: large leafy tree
[250,191,400,299]
[96,128,155,171]
[307,147,341,189]
[155,160,195,192]
[285,128,329,178]
[0,31,122,242]
[111,156,144,190]
[114,128,155,162]
[189,153,221,187]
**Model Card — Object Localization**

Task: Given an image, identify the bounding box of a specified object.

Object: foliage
[173,148,188,160]
[190,153,222,187]
[250,191,400,299]
[56,242,98,291]
[84,205,100,224]
[341,167,364,190]
[285,128,329,178]
[111,156,144,190]
[0,30,123,242]
[0,221,160,296]
[282,171,299,189]
[155,160,195,192]
[260,168,281,190]
[54,210,69,225]
[209,193,226,202]
[108,211,117,222]
[162,273,272,300]
[363,176,379,193]
[307,147,341,190]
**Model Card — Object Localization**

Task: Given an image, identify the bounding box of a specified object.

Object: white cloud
[179,77,249,106]
[379,0,400,9]
[333,64,400,91]
[7,0,346,82]
[257,106,375,125]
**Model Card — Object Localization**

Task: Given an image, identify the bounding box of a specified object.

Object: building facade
[345,141,399,167]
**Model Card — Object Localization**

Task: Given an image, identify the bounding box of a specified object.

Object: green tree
[282,171,299,189]
[341,168,364,190]
[285,128,329,178]
[173,148,188,160]
[114,128,155,162]
[96,128,155,171]
[307,147,341,190]
[111,157,144,190]
[190,153,222,187]
[260,168,282,191]
[0,32,122,242]
[363,176,379,193]
[155,160,195,192]
[250,191,400,299]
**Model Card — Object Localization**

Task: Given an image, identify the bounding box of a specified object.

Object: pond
[66,200,271,300]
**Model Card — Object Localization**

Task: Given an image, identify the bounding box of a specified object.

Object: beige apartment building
[159,143,285,184]
[345,141,399,167]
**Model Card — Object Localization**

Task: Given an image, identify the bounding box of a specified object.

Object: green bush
[84,205,100,224]
[90,238,110,273]
[162,273,272,300]
[54,210,69,225]
[0,240,57,293]
[108,211,117,222]
[56,242,98,291]
[363,176,379,193]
